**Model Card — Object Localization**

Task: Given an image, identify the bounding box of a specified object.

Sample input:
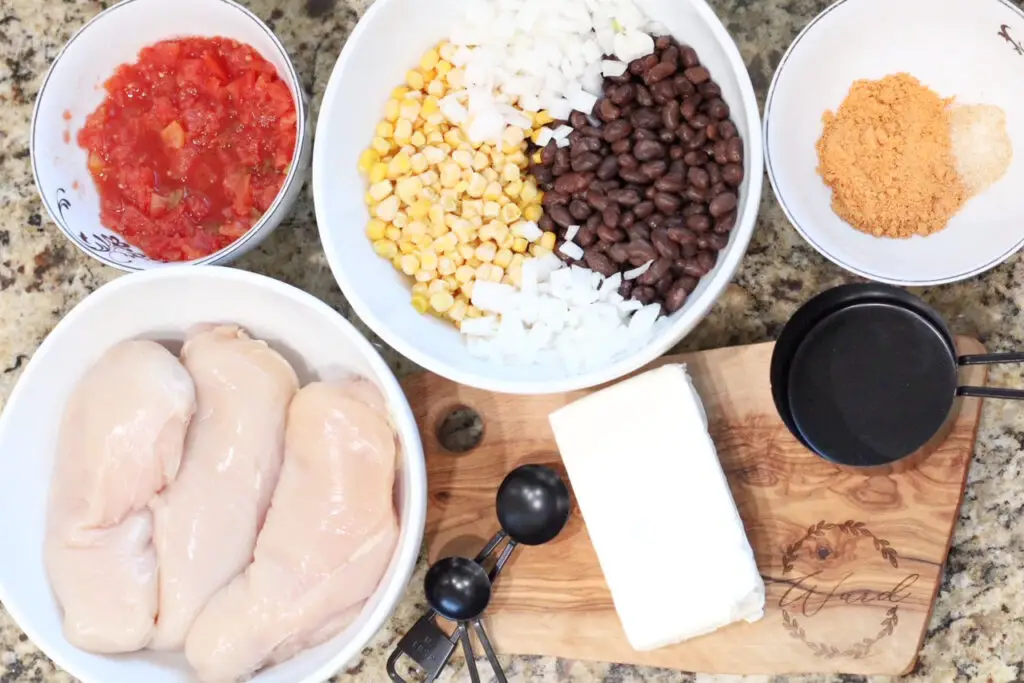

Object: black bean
[634,140,666,162]
[569,111,589,128]
[687,166,710,190]
[633,286,656,305]
[683,150,705,166]
[713,140,729,165]
[674,74,696,97]
[634,201,656,219]
[690,114,712,131]
[706,98,729,120]
[628,57,648,75]
[681,95,701,120]
[706,163,722,187]
[577,224,598,247]
[636,85,654,107]
[554,172,590,195]
[539,214,556,232]
[645,61,676,84]
[619,167,649,184]
[597,156,620,180]
[653,192,682,214]
[644,186,658,200]
[706,122,720,140]
[699,82,722,98]
[569,199,593,220]
[587,191,611,211]
[714,210,738,234]
[722,163,744,187]
[664,279,690,313]
[619,279,635,298]
[608,84,636,105]
[571,152,602,173]
[652,230,680,259]
[638,257,672,286]
[651,80,676,104]
[658,129,676,144]
[662,101,681,130]
[597,99,622,122]
[584,250,617,276]
[682,203,706,217]
[640,160,668,180]
[655,35,673,50]
[531,165,554,186]
[680,45,700,68]
[710,181,727,198]
[667,226,697,244]
[718,120,738,140]
[618,153,639,170]
[572,137,603,156]
[540,141,558,165]
[553,148,572,175]
[597,225,627,243]
[682,259,706,278]
[633,128,658,142]
[661,46,680,69]
[640,53,659,73]
[629,222,650,241]
[603,120,633,142]
[687,214,712,232]
[542,190,567,207]
[602,204,621,227]
[626,239,658,263]
[549,204,574,228]
[685,186,709,203]
[684,66,711,84]
[686,129,708,151]
[610,138,632,155]
[580,125,603,138]
[702,232,730,250]
[608,243,630,263]
[655,174,686,193]
[587,212,602,231]
[697,250,717,273]
[609,188,642,205]
[620,211,636,229]
[726,137,744,164]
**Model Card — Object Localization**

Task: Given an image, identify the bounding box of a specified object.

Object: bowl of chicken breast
[0,267,426,683]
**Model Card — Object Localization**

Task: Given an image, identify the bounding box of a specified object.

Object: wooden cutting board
[401,339,986,676]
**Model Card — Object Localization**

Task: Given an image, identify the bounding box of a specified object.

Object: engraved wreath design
[780,520,900,660]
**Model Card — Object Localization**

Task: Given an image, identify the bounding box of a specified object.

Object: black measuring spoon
[771,283,1024,474]
[477,464,571,581]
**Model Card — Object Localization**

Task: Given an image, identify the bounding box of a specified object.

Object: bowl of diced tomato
[31,0,311,270]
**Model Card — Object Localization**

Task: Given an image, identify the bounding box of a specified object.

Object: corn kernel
[375,195,399,222]
[415,270,434,282]
[453,264,474,284]
[398,254,420,276]
[363,219,386,241]
[408,152,427,174]
[426,79,445,97]
[466,173,487,198]
[411,294,430,314]
[539,231,556,251]
[452,221,474,244]
[521,180,539,204]
[418,47,440,72]
[398,239,417,255]
[422,146,445,165]
[480,169,496,184]
[372,137,392,155]
[523,204,543,222]
[412,282,430,296]
[483,201,501,219]
[500,163,521,183]
[429,291,455,314]
[392,85,411,99]
[445,68,464,89]
[449,298,468,322]
[383,98,400,121]
[434,232,458,253]
[438,255,456,276]
[465,304,481,318]
[428,280,450,295]
[393,211,409,229]
[428,220,449,239]
[364,191,374,206]
[372,239,398,259]
[439,42,456,60]
[530,245,552,258]
[472,152,488,171]
[368,162,387,184]
[436,58,453,76]
[507,150,527,166]
[494,248,514,269]
[393,177,420,205]
[451,150,473,170]
[481,181,501,200]
[404,220,428,238]
[399,99,421,122]
[457,244,476,261]
[502,126,526,148]
[439,163,461,188]
[393,120,413,146]
[534,110,555,126]
[427,131,445,145]
[383,224,401,241]
[406,70,425,91]
[504,179,524,199]
[531,150,543,165]
[415,234,434,250]
[500,203,522,223]
[511,236,528,254]
[358,149,380,174]
[376,121,394,138]
[419,251,439,272]
[475,242,497,263]
[387,153,412,179]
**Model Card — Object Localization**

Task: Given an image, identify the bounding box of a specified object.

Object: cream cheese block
[548,363,764,651]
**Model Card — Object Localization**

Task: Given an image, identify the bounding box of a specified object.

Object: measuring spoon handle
[472,618,508,683]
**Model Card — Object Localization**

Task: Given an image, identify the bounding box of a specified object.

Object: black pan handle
[957,352,1024,400]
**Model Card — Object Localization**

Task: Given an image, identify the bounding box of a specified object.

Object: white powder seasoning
[949,103,1013,197]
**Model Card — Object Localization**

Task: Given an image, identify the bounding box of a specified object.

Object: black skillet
[771,283,1024,474]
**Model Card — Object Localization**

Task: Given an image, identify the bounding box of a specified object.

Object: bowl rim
[762,0,1024,287]
[312,0,764,395]
[0,266,427,683]
[29,0,310,273]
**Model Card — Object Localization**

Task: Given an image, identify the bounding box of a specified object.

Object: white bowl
[31,0,312,271]
[764,0,1024,286]
[312,0,763,395]
[0,267,426,683]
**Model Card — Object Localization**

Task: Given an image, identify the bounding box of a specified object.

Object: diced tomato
[77,36,296,262]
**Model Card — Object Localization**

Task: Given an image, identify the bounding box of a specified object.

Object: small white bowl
[31,0,312,271]
[313,0,763,395]
[0,267,426,683]
[765,0,1024,286]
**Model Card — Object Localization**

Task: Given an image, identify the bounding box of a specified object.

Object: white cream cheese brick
[548,363,764,651]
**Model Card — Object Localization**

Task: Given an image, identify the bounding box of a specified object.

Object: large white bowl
[764,0,1024,286]
[312,0,763,395]
[31,0,313,271]
[0,268,426,683]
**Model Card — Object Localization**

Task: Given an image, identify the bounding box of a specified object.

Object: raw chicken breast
[185,379,399,683]
[149,325,299,651]
[45,340,196,653]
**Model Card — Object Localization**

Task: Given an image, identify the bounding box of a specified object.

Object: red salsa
[78,37,297,262]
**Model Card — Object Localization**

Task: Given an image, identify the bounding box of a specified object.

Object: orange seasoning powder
[815,73,966,239]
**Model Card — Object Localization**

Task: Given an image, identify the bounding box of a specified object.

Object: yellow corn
[384,225,402,242]
[534,110,555,127]
[372,239,398,259]
[384,99,400,122]
[494,248,514,269]
[400,254,420,275]
[411,294,430,313]
[406,70,425,91]
[511,236,529,253]
[539,231,556,251]
[365,219,387,241]
[430,292,455,314]
[523,204,543,222]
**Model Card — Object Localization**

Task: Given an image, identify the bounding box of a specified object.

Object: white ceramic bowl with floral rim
[30,0,312,271]
[313,0,763,395]
[764,0,1024,286]
[0,266,426,683]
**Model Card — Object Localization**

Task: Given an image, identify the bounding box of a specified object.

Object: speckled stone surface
[2,0,1024,681]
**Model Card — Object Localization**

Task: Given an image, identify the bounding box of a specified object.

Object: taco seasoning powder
[815,73,966,239]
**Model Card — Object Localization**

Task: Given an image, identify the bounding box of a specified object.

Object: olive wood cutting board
[401,338,986,676]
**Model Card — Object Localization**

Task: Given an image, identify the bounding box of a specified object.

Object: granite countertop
[2,0,1024,681]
